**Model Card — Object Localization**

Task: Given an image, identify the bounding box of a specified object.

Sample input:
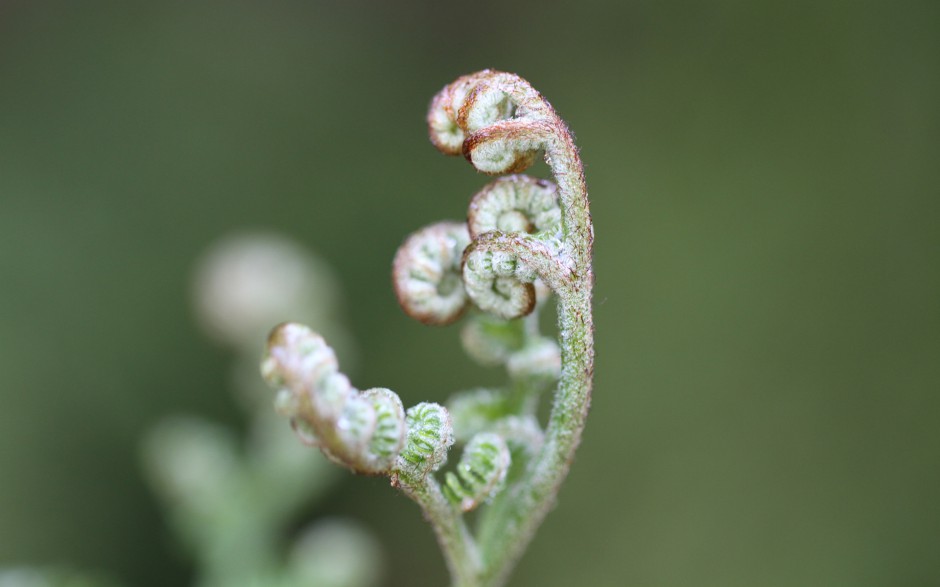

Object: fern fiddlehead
[262,70,593,587]
[393,221,472,326]
[443,432,511,513]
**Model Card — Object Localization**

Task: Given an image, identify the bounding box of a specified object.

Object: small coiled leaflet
[467,175,561,239]
[427,70,509,157]
[428,70,558,177]
[262,323,406,474]
[393,402,455,487]
[392,221,471,326]
[443,432,511,513]
[462,248,537,320]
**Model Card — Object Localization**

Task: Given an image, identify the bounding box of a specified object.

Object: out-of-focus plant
[262,70,594,587]
[143,233,382,587]
[0,569,117,587]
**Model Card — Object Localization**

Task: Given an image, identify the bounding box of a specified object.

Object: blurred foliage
[0,568,118,587]
[0,1,938,586]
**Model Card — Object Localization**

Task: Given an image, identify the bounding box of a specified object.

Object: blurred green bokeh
[1,1,938,586]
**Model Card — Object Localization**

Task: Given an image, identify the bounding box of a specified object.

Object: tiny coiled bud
[363,388,408,466]
[392,221,471,325]
[443,432,511,512]
[427,71,502,155]
[468,175,561,239]
[429,70,558,176]
[462,249,536,320]
[394,402,454,486]
[262,323,406,474]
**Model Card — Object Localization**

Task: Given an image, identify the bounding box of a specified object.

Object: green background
[1,1,938,585]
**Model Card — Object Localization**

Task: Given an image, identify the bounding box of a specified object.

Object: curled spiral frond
[428,71,496,156]
[428,70,562,178]
[261,323,406,474]
[363,388,408,466]
[467,175,561,239]
[462,248,537,320]
[430,69,592,275]
[462,231,571,314]
[443,432,511,513]
[393,402,455,487]
[392,221,471,326]
[428,71,585,326]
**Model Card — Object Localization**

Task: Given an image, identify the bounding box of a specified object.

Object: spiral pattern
[394,402,455,487]
[392,221,471,326]
[467,175,561,239]
[362,388,408,468]
[428,70,559,178]
[427,71,505,156]
[443,432,511,512]
[462,248,536,320]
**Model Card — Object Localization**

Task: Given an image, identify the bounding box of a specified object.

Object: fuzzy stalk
[479,285,593,586]
[399,477,483,587]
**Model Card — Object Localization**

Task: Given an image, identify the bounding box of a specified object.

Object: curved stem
[478,286,593,586]
[401,477,483,587]
[544,134,593,271]
[476,120,594,587]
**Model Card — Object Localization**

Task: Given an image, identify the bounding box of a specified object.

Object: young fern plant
[262,70,594,587]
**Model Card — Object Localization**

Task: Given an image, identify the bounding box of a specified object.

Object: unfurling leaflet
[463,248,537,320]
[467,175,560,239]
[393,221,471,325]
[393,402,454,487]
[443,432,510,512]
[263,323,414,475]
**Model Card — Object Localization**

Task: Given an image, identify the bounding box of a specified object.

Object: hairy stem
[401,478,483,587]
[477,128,594,587]
[479,286,593,586]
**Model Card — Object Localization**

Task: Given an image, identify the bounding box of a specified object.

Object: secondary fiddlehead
[443,432,511,513]
[394,402,455,487]
[262,323,408,475]
[393,221,471,326]
[467,175,560,239]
